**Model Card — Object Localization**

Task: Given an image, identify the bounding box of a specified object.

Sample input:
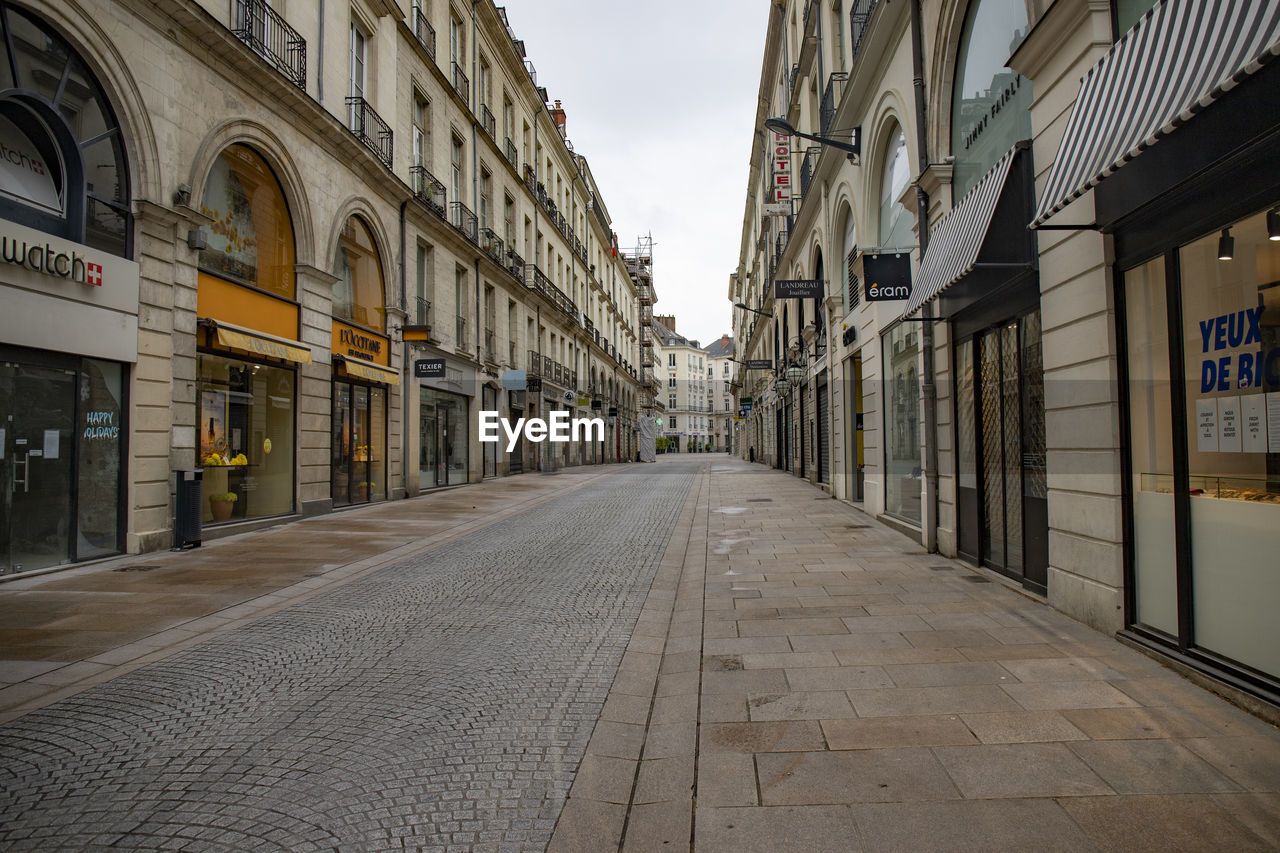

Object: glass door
[1,362,76,574]
[332,381,352,505]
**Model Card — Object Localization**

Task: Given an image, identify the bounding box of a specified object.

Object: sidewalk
[552,456,1280,851]
[0,465,619,724]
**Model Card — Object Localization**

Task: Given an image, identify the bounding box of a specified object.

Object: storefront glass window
[420,387,468,488]
[334,216,386,332]
[1124,255,1178,636]
[76,359,124,560]
[951,0,1032,197]
[883,323,922,523]
[197,355,295,522]
[199,144,295,298]
[1115,0,1158,36]
[1179,211,1279,675]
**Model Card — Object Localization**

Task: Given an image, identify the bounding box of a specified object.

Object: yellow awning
[212,322,312,364]
[338,355,400,385]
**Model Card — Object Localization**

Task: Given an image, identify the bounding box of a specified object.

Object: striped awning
[900,146,1020,318]
[1032,0,1280,227]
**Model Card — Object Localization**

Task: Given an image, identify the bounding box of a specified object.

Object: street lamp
[764,117,861,161]
[734,301,771,318]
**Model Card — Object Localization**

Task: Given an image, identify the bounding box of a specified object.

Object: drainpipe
[317,0,324,105]
[910,0,938,553]
[400,198,410,497]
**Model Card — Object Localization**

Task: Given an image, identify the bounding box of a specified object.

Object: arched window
[878,125,912,249]
[333,215,386,331]
[951,0,1032,196]
[200,144,295,298]
[0,3,131,255]
[840,205,858,307]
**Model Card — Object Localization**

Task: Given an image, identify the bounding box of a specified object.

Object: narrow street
[2,456,1278,851]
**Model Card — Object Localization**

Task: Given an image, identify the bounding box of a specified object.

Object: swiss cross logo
[87,262,103,287]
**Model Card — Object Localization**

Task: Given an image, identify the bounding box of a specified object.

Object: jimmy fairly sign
[479,411,604,452]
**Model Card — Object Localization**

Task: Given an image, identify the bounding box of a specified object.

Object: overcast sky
[503,1,769,348]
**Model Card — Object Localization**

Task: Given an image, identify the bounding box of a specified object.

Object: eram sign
[478,411,604,452]
[863,253,912,302]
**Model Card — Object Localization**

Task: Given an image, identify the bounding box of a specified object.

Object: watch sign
[863,253,912,302]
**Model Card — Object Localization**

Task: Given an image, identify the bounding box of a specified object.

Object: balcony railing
[411,165,446,217]
[821,72,848,136]
[484,328,496,363]
[850,0,879,67]
[450,201,478,243]
[523,264,577,319]
[455,315,467,350]
[509,339,517,365]
[480,227,504,261]
[346,97,392,168]
[451,62,469,105]
[527,350,576,389]
[480,104,496,139]
[232,0,306,90]
[524,164,537,194]
[412,7,435,60]
[414,296,431,327]
[799,146,821,199]
[506,248,525,282]
[504,137,518,169]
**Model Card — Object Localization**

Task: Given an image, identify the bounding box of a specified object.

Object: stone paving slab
[562,455,1280,851]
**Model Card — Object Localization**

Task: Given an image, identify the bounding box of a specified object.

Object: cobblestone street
[0,460,699,851]
[2,455,1279,852]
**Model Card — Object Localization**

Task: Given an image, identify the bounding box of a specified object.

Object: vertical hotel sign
[770,132,791,209]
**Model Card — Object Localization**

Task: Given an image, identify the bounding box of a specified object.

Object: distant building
[703,335,735,453]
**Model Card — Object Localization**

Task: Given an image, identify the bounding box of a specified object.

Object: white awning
[1032,0,1280,227]
[901,146,1021,318]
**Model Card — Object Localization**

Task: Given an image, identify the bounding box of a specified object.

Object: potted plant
[209,491,237,522]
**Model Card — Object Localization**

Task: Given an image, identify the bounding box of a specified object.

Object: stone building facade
[0,0,644,575]
[732,0,1280,706]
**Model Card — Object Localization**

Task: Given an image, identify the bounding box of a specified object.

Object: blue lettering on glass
[1199,308,1275,393]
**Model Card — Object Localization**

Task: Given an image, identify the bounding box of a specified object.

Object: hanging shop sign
[770,131,791,204]
[863,253,912,302]
[775,279,824,299]
[842,325,858,346]
[745,360,773,370]
[414,358,447,378]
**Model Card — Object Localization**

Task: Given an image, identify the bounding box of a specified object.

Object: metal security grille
[817,384,830,484]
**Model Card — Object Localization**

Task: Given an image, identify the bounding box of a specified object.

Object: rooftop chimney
[721,334,730,348]
[550,99,566,137]
[655,314,676,333]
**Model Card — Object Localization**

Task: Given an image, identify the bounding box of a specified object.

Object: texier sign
[771,132,791,204]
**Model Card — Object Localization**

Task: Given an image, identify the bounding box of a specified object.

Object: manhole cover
[113,565,158,573]
[747,498,773,502]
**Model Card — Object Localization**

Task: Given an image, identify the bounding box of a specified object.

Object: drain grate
[929,565,954,571]
[113,565,158,573]
[846,524,870,529]
[747,498,773,502]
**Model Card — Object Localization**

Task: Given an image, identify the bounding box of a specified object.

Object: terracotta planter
[209,499,234,522]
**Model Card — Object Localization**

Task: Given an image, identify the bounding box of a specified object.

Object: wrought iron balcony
[455,314,467,350]
[799,146,821,199]
[821,72,848,136]
[483,328,496,363]
[414,296,431,327]
[524,165,537,194]
[411,165,446,217]
[450,201,478,243]
[504,137,518,169]
[451,62,469,104]
[850,0,879,66]
[509,339,517,365]
[232,0,306,89]
[506,248,525,282]
[346,97,392,168]
[480,227,504,261]
[412,7,435,60]
[480,104,496,139]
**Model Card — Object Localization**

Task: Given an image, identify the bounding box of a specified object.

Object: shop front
[1032,0,1280,694]
[417,356,473,489]
[196,143,306,525]
[0,4,138,574]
